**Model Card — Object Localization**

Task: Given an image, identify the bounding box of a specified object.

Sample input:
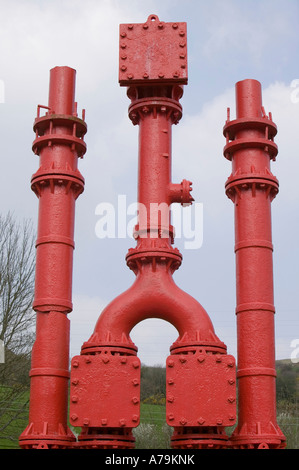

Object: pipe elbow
[82,265,225,355]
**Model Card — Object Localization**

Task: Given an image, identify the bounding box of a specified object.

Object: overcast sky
[1,0,299,365]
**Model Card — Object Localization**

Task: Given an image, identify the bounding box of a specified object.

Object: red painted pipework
[223,79,286,449]
[19,66,87,449]
[70,15,236,450]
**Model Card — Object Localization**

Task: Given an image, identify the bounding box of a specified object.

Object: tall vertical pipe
[19,67,87,449]
[223,79,285,449]
[69,15,236,450]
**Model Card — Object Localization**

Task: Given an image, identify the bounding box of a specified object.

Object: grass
[0,391,298,449]
[134,403,172,449]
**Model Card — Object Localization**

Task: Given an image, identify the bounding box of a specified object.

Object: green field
[0,387,298,449]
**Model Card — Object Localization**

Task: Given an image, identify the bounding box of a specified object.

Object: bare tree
[0,212,36,447]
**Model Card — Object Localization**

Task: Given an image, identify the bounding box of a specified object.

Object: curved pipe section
[82,262,225,355]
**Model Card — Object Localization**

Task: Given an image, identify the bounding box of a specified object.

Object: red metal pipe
[223,79,286,449]
[70,15,236,450]
[19,66,87,449]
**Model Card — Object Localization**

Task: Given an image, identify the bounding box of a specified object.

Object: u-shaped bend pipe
[81,261,226,356]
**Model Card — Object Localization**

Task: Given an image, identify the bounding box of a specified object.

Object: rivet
[158,72,164,78]
[120,31,127,38]
[121,54,127,60]
[217,419,223,425]
[227,360,234,368]
[167,395,174,403]
[228,378,235,385]
[83,418,89,426]
[102,356,109,364]
[132,415,139,422]
[215,355,222,363]
[101,419,108,425]
[168,359,174,367]
[71,379,79,385]
[229,415,235,421]
[173,72,179,78]
[121,65,127,72]
[85,357,91,363]
[158,22,164,29]
[179,357,187,363]
[143,24,148,29]
[71,395,78,403]
[197,356,205,363]
[132,361,140,369]
[143,73,149,79]
[179,30,185,37]
[128,24,133,30]
[127,74,134,80]
[120,42,127,49]
[179,42,186,48]
[228,396,235,403]
[132,379,139,386]
[121,357,127,364]
[72,360,79,368]
[172,23,178,29]
[119,419,126,426]
[168,379,174,385]
[180,418,187,425]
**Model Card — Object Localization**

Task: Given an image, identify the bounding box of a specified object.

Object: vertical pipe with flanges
[69,15,236,450]
[19,67,87,449]
[223,79,286,449]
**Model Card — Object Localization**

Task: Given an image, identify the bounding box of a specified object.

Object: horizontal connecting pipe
[20,67,87,449]
[224,79,285,449]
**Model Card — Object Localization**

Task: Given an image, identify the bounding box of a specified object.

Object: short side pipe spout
[223,79,286,449]
[19,67,87,449]
[70,15,236,450]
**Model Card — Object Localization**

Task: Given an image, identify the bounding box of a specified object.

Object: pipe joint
[168,179,194,206]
